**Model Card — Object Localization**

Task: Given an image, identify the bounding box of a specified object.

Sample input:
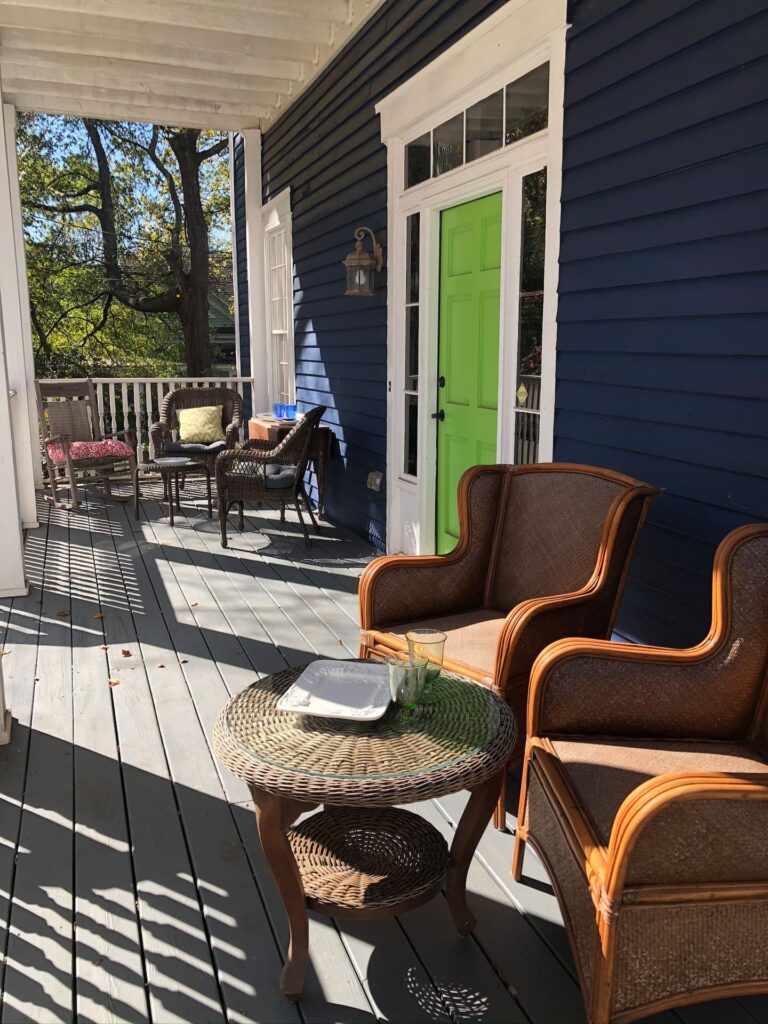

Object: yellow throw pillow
[177,405,225,444]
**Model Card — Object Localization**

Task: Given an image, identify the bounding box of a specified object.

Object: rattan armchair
[150,386,243,473]
[359,464,660,827]
[215,405,326,547]
[513,523,768,1024]
[36,378,137,509]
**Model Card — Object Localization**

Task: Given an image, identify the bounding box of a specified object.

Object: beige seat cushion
[388,609,506,677]
[552,737,768,846]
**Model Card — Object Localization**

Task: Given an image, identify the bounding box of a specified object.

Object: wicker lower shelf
[288,806,449,914]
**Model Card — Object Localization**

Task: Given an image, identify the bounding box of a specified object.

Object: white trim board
[376,0,567,555]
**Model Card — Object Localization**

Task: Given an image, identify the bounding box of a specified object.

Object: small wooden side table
[248,415,333,519]
[213,664,516,1000]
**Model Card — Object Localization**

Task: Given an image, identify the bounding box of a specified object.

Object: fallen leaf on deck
[190,602,198,607]
[108,678,120,687]
[121,649,132,657]
[157,663,165,668]
[56,609,70,617]
[99,644,109,651]
[92,612,105,620]
[180,659,188,664]
[0,650,9,656]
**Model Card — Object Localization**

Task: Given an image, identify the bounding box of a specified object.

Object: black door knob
[438,375,446,388]
[431,409,445,422]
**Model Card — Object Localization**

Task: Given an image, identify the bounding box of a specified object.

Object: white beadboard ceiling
[0,0,384,129]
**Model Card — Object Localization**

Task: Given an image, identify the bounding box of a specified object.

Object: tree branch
[197,136,228,163]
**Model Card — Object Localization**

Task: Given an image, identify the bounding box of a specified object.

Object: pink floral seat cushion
[47,439,134,466]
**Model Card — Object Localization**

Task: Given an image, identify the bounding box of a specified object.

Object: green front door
[436,192,502,553]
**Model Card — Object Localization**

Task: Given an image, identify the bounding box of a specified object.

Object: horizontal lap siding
[255,0,507,549]
[557,0,768,645]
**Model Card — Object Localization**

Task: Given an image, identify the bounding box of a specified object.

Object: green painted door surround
[436,192,502,553]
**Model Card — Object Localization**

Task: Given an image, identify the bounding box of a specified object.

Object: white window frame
[262,187,295,406]
[376,0,567,555]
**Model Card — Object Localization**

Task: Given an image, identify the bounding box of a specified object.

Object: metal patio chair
[36,378,137,509]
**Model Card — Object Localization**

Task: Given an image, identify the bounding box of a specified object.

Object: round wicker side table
[213,663,516,1000]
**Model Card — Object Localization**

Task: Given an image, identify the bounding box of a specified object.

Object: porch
[0,488,764,1024]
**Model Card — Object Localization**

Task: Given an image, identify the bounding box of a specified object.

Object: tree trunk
[172,130,211,376]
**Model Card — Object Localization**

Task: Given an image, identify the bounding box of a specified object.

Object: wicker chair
[513,523,768,1024]
[36,378,137,509]
[359,463,660,827]
[149,386,243,473]
[215,405,326,547]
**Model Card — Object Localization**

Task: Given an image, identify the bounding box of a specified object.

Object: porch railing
[93,376,254,464]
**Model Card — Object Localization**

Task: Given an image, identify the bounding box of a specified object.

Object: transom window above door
[405,63,549,189]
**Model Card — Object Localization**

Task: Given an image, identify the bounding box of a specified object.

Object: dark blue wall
[556,0,768,645]
[254,0,507,549]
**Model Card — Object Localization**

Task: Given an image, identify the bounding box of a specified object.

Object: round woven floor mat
[288,807,449,910]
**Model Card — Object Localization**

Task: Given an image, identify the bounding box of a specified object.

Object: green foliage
[17,113,231,378]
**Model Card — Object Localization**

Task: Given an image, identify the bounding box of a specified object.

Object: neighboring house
[233,0,767,648]
[208,292,237,375]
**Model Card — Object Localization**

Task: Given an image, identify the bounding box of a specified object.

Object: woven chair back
[489,469,633,610]
[162,387,242,434]
[36,378,100,442]
[268,406,326,478]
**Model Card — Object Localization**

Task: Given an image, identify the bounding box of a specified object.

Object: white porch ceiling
[0,0,384,130]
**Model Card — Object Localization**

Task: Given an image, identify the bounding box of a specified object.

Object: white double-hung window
[262,189,295,406]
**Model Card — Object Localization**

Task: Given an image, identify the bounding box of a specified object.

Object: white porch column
[0,101,40,528]
[0,292,28,597]
[242,128,269,413]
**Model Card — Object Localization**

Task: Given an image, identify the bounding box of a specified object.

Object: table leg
[174,470,181,511]
[205,468,213,518]
[168,472,175,527]
[446,772,504,936]
[134,469,140,521]
[250,787,316,1000]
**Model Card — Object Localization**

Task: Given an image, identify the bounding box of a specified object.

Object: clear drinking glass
[405,629,446,701]
[386,656,427,715]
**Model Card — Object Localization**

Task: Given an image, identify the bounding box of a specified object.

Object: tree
[18,114,231,377]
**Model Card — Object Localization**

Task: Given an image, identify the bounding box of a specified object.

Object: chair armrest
[150,421,171,456]
[603,772,768,908]
[225,421,240,448]
[241,438,276,456]
[104,429,136,448]
[359,552,482,631]
[528,635,739,739]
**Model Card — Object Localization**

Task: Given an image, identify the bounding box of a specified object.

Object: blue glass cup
[273,402,286,419]
[285,403,297,419]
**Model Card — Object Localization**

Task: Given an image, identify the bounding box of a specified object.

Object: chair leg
[492,774,507,832]
[512,743,532,880]
[294,500,311,546]
[279,503,286,523]
[206,470,213,519]
[219,498,229,548]
[301,486,318,529]
[238,502,244,531]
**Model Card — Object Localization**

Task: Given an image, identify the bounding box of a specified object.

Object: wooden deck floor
[0,485,765,1024]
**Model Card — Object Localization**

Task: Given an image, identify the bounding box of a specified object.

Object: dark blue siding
[255,0,508,549]
[231,133,252,419]
[557,0,768,645]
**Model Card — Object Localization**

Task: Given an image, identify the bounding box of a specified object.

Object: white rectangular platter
[276,660,391,721]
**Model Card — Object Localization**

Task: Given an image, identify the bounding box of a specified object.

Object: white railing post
[0,656,11,744]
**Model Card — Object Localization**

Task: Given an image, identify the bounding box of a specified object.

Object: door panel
[436,192,502,553]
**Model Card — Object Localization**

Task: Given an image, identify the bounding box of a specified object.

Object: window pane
[466,90,503,162]
[404,394,418,476]
[406,212,420,303]
[506,63,549,145]
[406,305,419,389]
[516,168,547,387]
[433,112,464,176]
[405,132,430,188]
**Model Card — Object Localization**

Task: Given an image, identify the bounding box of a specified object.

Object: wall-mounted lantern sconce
[343,226,384,296]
